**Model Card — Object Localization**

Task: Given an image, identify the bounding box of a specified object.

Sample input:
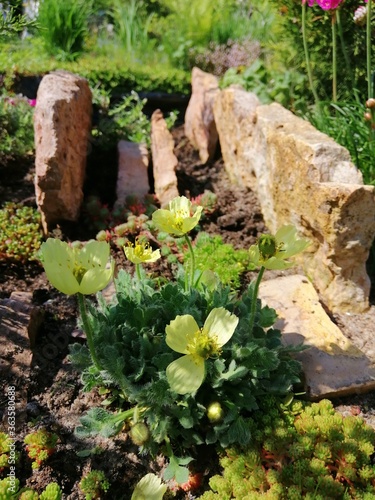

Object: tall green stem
[135,263,142,281]
[332,12,337,102]
[249,266,265,335]
[336,9,360,104]
[77,293,102,371]
[184,233,196,289]
[367,0,373,100]
[302,1,319,104]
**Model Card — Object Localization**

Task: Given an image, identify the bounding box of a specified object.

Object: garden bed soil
[1,126,375,498]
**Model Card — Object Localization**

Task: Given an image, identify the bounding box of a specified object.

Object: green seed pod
[207,402,224,423]
[129,422,150,446]
[258,234,277,260]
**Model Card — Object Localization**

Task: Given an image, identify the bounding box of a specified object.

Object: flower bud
[129,422,150,446]
[207,402,224,423]
[366,98,375,109]
[364,112,372,121]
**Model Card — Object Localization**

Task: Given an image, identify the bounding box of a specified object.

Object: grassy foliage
[37,0,93,61]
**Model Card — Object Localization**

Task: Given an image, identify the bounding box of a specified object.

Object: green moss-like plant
[0,203,42,263]
[183,232,250,288]
[39,483,62,500]
[199,398,375,499]
[24,429,58,469]
[79,470,110,500]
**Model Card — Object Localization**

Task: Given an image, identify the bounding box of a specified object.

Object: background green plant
[0,94,35,164]
[199,398,375,499]
[37,0,93,61]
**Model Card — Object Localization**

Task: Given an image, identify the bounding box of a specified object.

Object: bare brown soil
[1,126,375,498]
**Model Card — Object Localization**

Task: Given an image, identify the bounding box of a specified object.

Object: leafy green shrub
[0,94,35,164]
[79,470,110,500]
[0,203,42,263]
[220,59,307,114]
[37,0,93,61]
[199,398,375,499]
[71,270,302,452]
[0,40,191,96]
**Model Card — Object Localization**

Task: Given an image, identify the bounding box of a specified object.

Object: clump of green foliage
[183,232,250,288]
[37,0,93,61]
[71,269,302,460]
[78,470,110,500]
[199,398,375,499]
[0,94,35,164]
[0,477,62,499]
[24,429,58,469]
[92,89,178,151]
[0,203,43,263]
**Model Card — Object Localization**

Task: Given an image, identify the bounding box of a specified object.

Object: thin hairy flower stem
[336,9,360,104]
[332,13,337,102]
[77,293,102,371]
[367,0,373,100]
[184,233,196,289]
[302,2,320,105]
[249,266,265,335]
[136,263,142,281]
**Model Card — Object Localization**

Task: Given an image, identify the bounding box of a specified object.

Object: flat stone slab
[259,275,375,399]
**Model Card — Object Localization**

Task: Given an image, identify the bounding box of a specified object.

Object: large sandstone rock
[214,88,375,313]
[151,109,179,207]
[184,67,220,164]
[114,140,150,209]
[34,70,92,233]
[259,275,375,399]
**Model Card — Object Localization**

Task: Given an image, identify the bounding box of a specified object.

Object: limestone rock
[34,70,92,233]
[213,85,260,186]
[114,140,150,209]
[184,67,220,164]
[259,275,375,399]
[151,109,179,207]
[215,89,375,313]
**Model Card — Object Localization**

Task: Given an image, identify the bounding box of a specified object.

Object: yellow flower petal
[79,262,115,294]
[166,354,205,394]
[131,473,167,500]
[40,239,79,295]
[203,307,239,347]
[39,239,114,295]
[166,315,199,354]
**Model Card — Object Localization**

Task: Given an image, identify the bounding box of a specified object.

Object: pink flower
[315,0,343,9]
[28,99,37,107]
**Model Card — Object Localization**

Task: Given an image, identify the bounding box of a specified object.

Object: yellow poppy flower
[131,473,167,500]
[249,225,310,270]
[152,196,203,236]
[166,307,239,395]
[124,239,161,264]
[39,238,114,295]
